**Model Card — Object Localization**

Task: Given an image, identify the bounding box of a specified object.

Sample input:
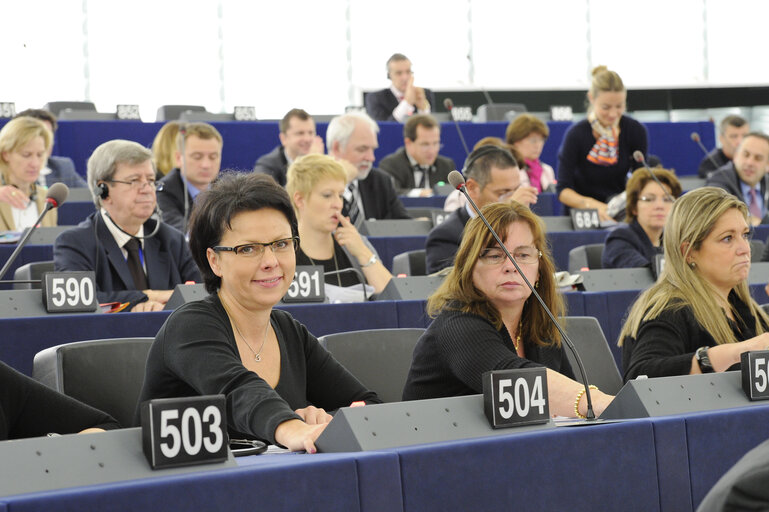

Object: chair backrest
[156,105,207,121]
[568,244,604,273]
[562,316,623,395]
[13,260,55,290]
[21,225,74,245]
[33,338,154,428]
[541,216,575,232]
[579,268,655,292]
[750,239,765,262]
[318,328,424,403]
[392,250,427,276]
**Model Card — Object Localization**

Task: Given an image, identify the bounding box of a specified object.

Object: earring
[534,280,539,288]
[688,261,696,270]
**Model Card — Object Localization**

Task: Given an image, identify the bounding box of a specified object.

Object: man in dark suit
[253,108,324,187]
[698,115,750,178]
[14,109,87,188]
[425,146,521,273]
[55,140,200,312]
[365,53,435,123]
[157,122,222,232]
[327,112,410,221]
[379,114,455,196]
[706,132,769,225]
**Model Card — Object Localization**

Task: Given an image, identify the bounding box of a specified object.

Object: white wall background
[2,0,766,121]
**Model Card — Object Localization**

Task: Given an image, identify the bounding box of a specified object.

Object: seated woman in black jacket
[620,187,769,381]
[1,361,119,440]
[602,167,682,273]
[402,201,614,417]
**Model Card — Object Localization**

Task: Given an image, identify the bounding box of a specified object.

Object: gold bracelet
[574,385,599,419]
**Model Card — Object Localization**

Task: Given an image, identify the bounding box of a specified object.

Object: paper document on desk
[325,283,375,303]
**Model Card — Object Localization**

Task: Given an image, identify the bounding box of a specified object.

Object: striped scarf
[586,114,619,166]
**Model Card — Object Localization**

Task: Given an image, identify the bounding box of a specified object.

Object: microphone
[690,132,721,171]
[323,268,368,301]
[0,183,69,280]
[632,151,675,204]
[480,87,494,106]
[443,98,470,157]
[447,171,598,420]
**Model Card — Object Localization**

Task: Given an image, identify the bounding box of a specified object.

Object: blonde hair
[619,187,769,346]
[589,65,625,99]
[286,154,348,210]
[151,121,181,177]
[0,117,52,184]
[427,202,564,348]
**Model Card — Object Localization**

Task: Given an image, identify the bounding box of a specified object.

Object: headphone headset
[461,145,515,176]
[96,181,109,200]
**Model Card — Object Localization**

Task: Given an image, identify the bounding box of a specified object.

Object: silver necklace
[221,297,269,362]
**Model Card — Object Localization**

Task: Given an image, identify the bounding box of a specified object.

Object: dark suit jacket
[157,168,193,232]
[344,168,410,221]
[253,145,288,186]
[365,88,436,122]
[425,206,471,273]
[601,219,662,271]
[378,147,456,194]
[46,156,87,188]
[54,212,201,309]
[706,162,769,223]
[697,147,729,178]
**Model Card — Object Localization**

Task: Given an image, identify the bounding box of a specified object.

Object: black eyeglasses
[212,237,299,258]
[108,177,160,191]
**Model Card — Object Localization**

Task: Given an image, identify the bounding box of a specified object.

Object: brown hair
[505,114,549,145]
[403,114,439,141]
[280,108,312,133]
[625,167,682,222]
[427,202,564,347]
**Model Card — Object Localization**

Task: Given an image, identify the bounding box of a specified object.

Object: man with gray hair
[54,139,200,312]
[327,112,409,222]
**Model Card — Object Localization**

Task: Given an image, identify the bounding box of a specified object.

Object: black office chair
[392,250,427,276]
[750,239,765,262]
[13,260,55,290]
[563,316,623,395]
[33,338,154,428]
[318,328,424,403]
[568,244,605,273]
[156,105,207,121]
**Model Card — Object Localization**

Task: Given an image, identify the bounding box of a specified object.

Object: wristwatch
[695,346,714,373]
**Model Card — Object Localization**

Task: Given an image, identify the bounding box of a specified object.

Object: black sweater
[0,361,119,440]
[402,308,574,401]
[136,294,380,444]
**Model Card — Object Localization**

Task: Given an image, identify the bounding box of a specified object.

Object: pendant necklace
[221,297,269,362]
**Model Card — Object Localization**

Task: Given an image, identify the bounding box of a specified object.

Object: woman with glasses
[137,173,380,452]
[602,167,682,273]
[403,202,614,417]
[0,116,57,231]
[287,154,392,300]
[620,187,769,380]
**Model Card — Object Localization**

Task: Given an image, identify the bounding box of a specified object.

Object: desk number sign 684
[483,367,549,428]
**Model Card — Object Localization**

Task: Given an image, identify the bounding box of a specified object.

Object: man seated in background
[55,140,200,312]
[327,111,410,222]
[706,132,769,225]
[698,114,749,178]
[14,108,87,189]
[425,145,522,273]
[379,114,455,196]
[157,122,222,232]
[253,108,324,186]
[365,53,434,123]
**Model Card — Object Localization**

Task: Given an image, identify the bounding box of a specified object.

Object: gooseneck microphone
[690,132,721,171]
[448,171,597,420]
[632,151,675,204]
[443,98,470,157]
[0,183,69,279]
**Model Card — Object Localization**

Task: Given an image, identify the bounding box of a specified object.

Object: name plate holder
[741,350,769,400]
[482,368,549,428]
[42,271,99,313]
[570,208,601,230]
[282,265,325,303]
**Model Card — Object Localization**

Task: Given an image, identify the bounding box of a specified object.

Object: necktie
[346,183,363,228]
[749,188,762,220]
[125,237,149,290]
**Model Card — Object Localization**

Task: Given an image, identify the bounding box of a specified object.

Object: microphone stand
[0,203,56,280]
[323,267,368,301]
[456,183,597,420]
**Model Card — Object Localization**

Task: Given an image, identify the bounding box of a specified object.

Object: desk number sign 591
[482,367,549,428]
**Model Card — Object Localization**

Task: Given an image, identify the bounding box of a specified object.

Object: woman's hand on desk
[295,405,333,425]
[131,300,165,312]
[274,418,329,453]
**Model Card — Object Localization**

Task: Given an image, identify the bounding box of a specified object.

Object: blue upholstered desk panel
[58,201,95,225]
[51,120,715,179]
[395,420,660,512]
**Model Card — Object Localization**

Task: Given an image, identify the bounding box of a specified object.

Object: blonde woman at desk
[0,117,58,231]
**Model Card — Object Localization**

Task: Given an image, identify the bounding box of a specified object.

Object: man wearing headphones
[365,53,435,123]
[54,140,201,312]
[425,146,525,274]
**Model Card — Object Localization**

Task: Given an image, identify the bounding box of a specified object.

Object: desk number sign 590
[483,367,549,428]
[141,395,229,469]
